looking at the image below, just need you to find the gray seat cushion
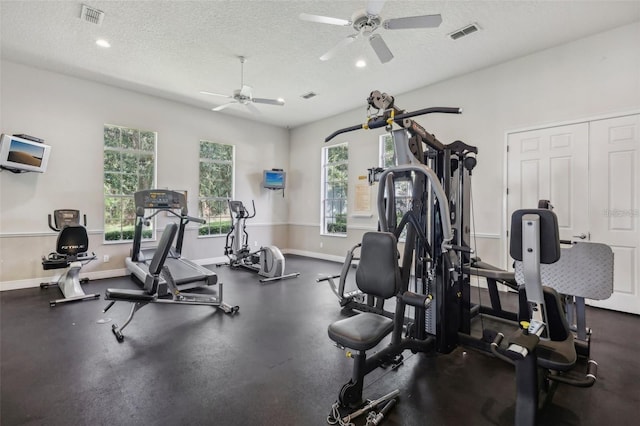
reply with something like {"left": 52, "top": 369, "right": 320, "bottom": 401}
{"left": 328, "top": 313, "right": 394, "bottom": 351}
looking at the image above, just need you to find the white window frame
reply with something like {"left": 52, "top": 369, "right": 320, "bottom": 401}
{"left": 379, "top": 133, "right": 412, "bottom": 241}
{"left": 198, "top": 140, "right": 235, "bottom": 238}
{"left": 103, "top": 124, "right": 156, "bottom": 243}
{"left": 321, "top": 142, "right": 349, "bottom": 236}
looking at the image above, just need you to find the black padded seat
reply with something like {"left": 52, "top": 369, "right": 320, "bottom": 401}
{"left": 327, "top": 232, "right": 400, "bottom": 351}
{"left": 328, "top": 313, "right": 394, "bottom": 351}
{"left": 105, "top": 288, "right": 155, "bottom": 302}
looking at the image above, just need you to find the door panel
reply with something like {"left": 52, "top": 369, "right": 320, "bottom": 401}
{"left": 507, "top": 123, "right": 590, "bottom": 242}
{"left": 589, "top": 114, "right": 640, "bottom": 314}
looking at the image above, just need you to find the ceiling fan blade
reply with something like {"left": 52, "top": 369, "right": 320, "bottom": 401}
{"left": 240, "top": 85, "right": 253, "bottom": 98}
{"left": 299, "top": 13, "right": 351, "bottom": 26}
{"left": 383, "top": 14, "right": 443, "bottom": 30}
{"left": 253, "top": 98, "right": 285, "bottom": 106}
{"left": 212, "top": 101, "right": 237, "bottom": 112}
{"left": 369, "top": 34, "right": 394, "bottom": 63}
{"left": 366, "top": 0, "right": 386, "bottom": 16}
{"left": 200, "top": 91, "right": 232, "bottom": 98}
{"left": 320, "top": 35, "right": 357, "bottom": 61}
{"left": 245, "top": 103, "right": 261, "bottom": 114}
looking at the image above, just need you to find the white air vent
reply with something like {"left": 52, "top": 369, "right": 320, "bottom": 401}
{"left": 301, "top": 92, "right": 317, "bottom": 99}
{"left": 449, "top": 23, "right": 480, "bottom": 40}
{"left": 80, "top": 4, "right": 105, "bottom": 25}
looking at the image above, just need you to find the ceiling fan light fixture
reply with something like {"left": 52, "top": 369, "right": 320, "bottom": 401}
{"left": 96, "top": 39, "right": 111, "bottom": 48}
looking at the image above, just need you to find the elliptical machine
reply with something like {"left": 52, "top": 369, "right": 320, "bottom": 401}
{"left": 41, "top": 210, "right": 99, "bottom": 307}
{"left": 220, "top": 200, "right": 299, "bottom": 283}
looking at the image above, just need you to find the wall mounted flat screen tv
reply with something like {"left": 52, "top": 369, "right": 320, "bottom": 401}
{"left": 263, "top": 170, "right": 286, "bottom": 189}
{"left": 0, "top": 134, "right": 51, "bottom": 173}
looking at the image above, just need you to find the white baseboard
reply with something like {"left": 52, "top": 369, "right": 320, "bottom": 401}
{"left": 283, "top": 249, "right": 345, "bottom": 263}
{"left": 1, "top": 268, "right": 128, "bottom": 292}
{"left": 193, "top": 256, "right": 229, "bottom": 266}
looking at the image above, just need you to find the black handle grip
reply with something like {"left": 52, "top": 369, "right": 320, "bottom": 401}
{"left": 401, "top": 291, "right": 431, "bottom": 308}
{"left": 325, "top": 107, "right": 461, "bottom": 142}
{"left": 316, "top": 274, "right": 340, "bottom": 283}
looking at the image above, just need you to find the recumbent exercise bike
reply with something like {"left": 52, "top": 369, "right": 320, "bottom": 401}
{"left": 41, "top": 209, "right": 99, "bottom": 307}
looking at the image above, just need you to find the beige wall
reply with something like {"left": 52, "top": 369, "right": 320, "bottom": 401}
{"left": 0, "top": 61, "right": 290, "bottom": 288}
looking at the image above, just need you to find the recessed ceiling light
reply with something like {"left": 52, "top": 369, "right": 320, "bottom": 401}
{"left": 355, "top": 60, "right": 366, "bottom": 68}
{"left": 96, "top": 39, "right": 111, "bottom": 48}
{"left": 277, "top": 98, "right": 285, "bottom": 103}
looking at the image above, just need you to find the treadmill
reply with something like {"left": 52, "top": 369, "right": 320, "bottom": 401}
{"left": 125, "top": 189, "right": 217, "bottom": 295}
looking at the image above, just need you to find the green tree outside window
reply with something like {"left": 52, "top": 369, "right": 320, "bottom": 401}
{"left": 103, "top": 125, "right": 156, "bottom": 241}
{"left": 199, "top": 141, "right": 234, "bottom": 236}
{"left": 322, "top": 143, "right": 348, "bottom": 234}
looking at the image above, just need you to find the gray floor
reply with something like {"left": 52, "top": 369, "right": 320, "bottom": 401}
{"left": 1, "top": 255, "right": 639, "bottom": 425}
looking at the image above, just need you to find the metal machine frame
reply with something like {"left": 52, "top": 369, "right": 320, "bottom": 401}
{"left": 40, "top": 209, "right": 99, "bottom": 307}
{"left": 104, "top": 222, "right": 238, "bottom": 342}
{"left": 125, "top": 189, "right": 218, "bottom": 295}
{"left": 219, "top": 200, "right": 299, "bottom": 283}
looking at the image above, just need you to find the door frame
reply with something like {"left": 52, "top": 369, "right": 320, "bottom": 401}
{"left": 502, "top": 108, "right": 640, "bottom": 270}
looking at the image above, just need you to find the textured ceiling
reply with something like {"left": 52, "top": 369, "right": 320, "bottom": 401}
{"left": 1, "top": 1, "right": 639, "bottom": 128}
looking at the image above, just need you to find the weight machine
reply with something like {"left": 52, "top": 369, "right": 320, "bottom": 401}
{"left": 322, "top": 91, "right": 605, "bottom": 425}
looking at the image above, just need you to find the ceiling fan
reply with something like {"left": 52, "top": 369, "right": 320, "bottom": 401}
{"left": 200, "top": 56, "right": 285, "bottom": 112}
{"left": 300, "top": 0, "right": 442, "bottom": 64}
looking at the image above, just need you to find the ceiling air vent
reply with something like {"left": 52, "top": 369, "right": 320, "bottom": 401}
{"left": 301, "top": 92, "right": 317, "bottom": 100}
{"left": 449, "top": 23, "right": 480, "bottom": 40}
{"left": 80, "top": 4, "right": 105, "bottom": 25}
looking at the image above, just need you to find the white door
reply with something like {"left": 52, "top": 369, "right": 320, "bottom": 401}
{"left": 588, "top": 114, "right": 640, "bottom": 314}
{"left": 507, "top": 123, "right": 590, "bottom": 242}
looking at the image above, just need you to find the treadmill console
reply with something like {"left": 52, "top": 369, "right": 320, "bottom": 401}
{"left": 135, "top": 189, "right": 186, "bottom": 210}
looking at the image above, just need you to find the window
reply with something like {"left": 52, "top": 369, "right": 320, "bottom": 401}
{"left": 322, "top": 143, "right": 348, "bottom": 235}
{"left": 379, "top": 134, "right": 412, "bottom": 240}
{"left": 198, "top": 141, "right": 234, "bottom": 236}
{"left": 103, "top": 125, "right": 156, "bottom": 241}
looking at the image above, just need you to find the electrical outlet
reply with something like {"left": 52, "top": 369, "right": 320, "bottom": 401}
{"left": 254, "top": 241, "right": 258, "bottom": 247}
{"left": 103, "top": 254, "right": 110, "bottom": 263}
{"left": 320, "top": 242, "right": 323, "bottom": 248}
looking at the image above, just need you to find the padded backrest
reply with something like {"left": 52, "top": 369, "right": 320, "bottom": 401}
{"left": 510, "top": 209, "right": 561, "bottom": 264}
{"left": 355, "top": 232, "right": 401, "bottom": 299}
{"left": 56, "top": 225, "right": 89, "bottom": 255}
{"left": 148, "top": 223, "right": 178, "bottom": 276}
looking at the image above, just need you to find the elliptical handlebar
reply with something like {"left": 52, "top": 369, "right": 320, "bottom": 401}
{"left": 47, "top": 214, "right": 58, "bottom": 232}
{"left": 229, "top": 199, "right": 256, "bottom": 220}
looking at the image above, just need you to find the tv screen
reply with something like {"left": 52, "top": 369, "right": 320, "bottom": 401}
{"left": 263, "top": 170, "right": 286, "bottom": 189}
{"left": 0, "top": 134, "right": 51, "bottom": 173}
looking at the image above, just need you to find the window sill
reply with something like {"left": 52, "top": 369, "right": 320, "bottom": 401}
{"left": 197, "top": 234, "right": 227, "bottom": 239}
{"left": 320, "top": 232, "right": 348, "bottom": 238}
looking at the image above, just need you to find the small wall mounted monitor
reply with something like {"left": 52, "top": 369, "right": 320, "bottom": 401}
{"left": 263, "top": 170, "right": 286, "bottom": 189}
{"left": 0, "top": 134, "right": 51, "bottom": 173}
